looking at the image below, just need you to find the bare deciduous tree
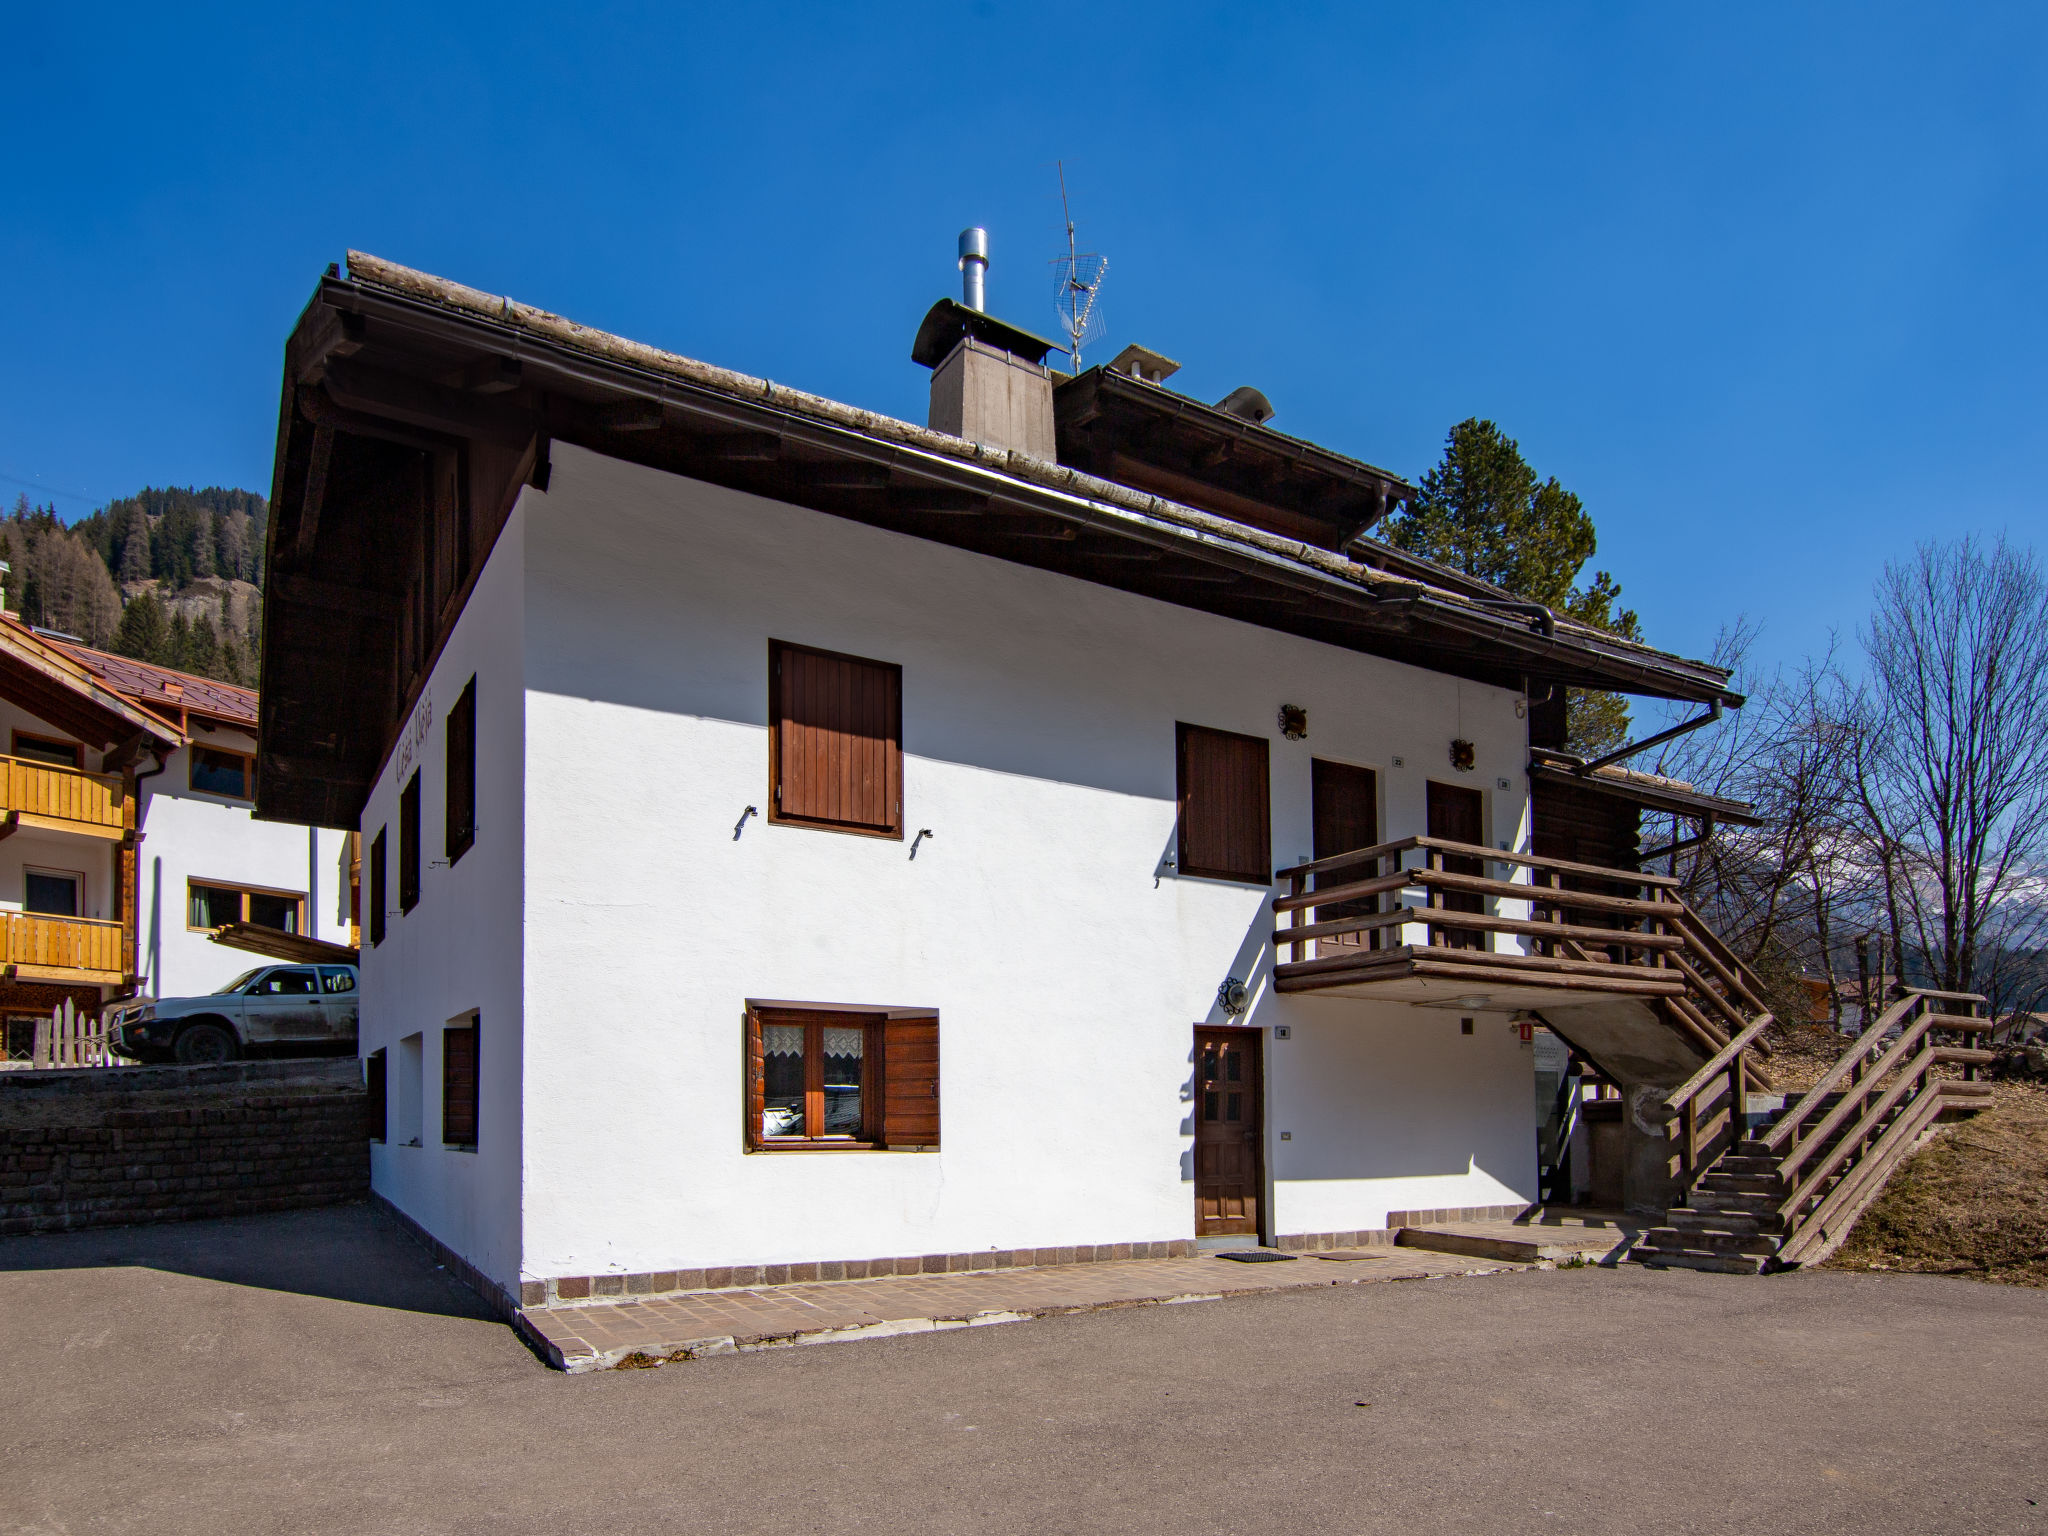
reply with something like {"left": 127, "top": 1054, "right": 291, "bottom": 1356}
{"left": 1854, "top": 537, "right": 2048, "bottom": 996}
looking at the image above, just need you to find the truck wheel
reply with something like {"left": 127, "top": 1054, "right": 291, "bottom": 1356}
{"left": 173, "top": 1022, "right": 239, "bottom": 1064}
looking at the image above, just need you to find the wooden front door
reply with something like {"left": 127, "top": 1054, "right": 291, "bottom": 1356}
{"left": 1311, "top": 759, "right": 1379, "bottom": 957}
{"left": 1194, "top": 1028, "right": 1264, "bottom": 1237}
{"left": 1425, "top": 780, "right": 1486, "bottom": 951}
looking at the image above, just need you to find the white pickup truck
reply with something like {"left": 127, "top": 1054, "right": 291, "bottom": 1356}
{"left": 106, "top": 963, "right": 360, "bottom": 1064}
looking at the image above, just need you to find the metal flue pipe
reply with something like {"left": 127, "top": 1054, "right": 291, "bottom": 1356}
{"left": 958, "top": 227, "right": 988, "bottom": 311}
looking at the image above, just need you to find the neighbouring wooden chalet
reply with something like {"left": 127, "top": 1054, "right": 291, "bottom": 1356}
{"left": 0, "top": 616, "right": 353, "bottom": 1064}
{"left": 256, "top": 250, "right": 1993, "bottom": 1307}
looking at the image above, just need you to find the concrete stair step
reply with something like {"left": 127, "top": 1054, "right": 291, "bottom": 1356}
{"left": 1667, "top": 1208, "right": 1783, "bottom": 1236}
{"left": 1633, "top": 1244, "right": 1771, "bottom": 1276}
{"left": 1644, "top": 1226, "right": 1778, "bottom": 1257}
{"left": 1393, "top": 1226, "right": 1624, "bottom": 1266}
{"left": 1696, "top": 1173, "right": 1783, "bottom": 1195}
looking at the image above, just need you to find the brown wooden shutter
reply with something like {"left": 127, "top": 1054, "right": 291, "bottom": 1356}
{"left": 441, "top": 1022, "right": 478, "bottom": 1147}
{"left": 744, "top": 1008, "right": 766, "bottom": 1151}
{"left": 879, "top": 1016, "right": 939, "bottom": 1148}
{"left": 446, "top": 677, "right": 476, "bottom": 863}
{"left": 771, "top": 641, "right": 903, "bottom": 836}
{"left": 1177, "top": 723, "right": 1271, "bottom": 884}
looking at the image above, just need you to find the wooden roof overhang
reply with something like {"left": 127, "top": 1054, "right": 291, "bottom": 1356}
{"left": 0, "top": 622, "right": 181, "bottom": 760}
{"left": 1528, "top": 754, "right": 1763, "bottom": 828}
{"left": 257, "top": 252, "right": 1744, "bottom": 828}
{"left": 1053, "top": 367, "right": 1413, "bottom": 551}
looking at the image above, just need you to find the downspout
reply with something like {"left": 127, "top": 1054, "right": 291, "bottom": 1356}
{"left": 131, "top": 745, "right": 169, "bottom": 998}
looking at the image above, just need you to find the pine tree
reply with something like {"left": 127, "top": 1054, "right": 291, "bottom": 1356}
{"left": 184, "top": 614, "right": 220, "bottom": 678}
{"left": 165, "top": 611, "right": 191, "bottom": 671}
{"left": 111, "top": 591, "right": 169, "bottom": 664}
{"left": 116, "top": 505, "right": 153, "bottom": 584}
{"left": 1384, "top": 419, "right": 1641, "bottom": 756}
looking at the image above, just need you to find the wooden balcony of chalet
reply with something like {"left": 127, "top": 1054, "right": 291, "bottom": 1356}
{"left": 1273, "top": 835, "right": 1729, "bottom": 1012}
{"left": 0, "top": 911, "right": 126, "bottom": 986}
{"left": 0, "top": 754, "right": 130, "bottom": 842}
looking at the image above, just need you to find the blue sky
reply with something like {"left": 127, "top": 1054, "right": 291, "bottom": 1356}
{"left": 5, "top": 2, "right": 2044, "bottom": 677}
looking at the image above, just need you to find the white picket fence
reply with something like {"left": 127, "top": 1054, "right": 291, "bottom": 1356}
{"left": 30, "top": 998, "right": 126, "bottom": 1069}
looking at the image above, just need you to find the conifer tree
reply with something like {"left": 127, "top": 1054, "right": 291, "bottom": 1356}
{"left": 1384, "top": 419, "right": 1641, "bottom": 755}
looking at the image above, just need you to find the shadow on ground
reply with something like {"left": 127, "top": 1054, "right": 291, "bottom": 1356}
{"left": 0, "top": 1199, "right": 494, "bottom": 1320}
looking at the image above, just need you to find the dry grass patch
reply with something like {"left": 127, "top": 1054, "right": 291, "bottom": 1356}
{"left": 1826, "top": 1081, "right": 2048, "bottom": 1287}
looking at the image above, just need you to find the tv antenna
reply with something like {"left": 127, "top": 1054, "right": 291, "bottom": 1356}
{"left": 1050, "top": 161, "right": 1108, "bottom": 371}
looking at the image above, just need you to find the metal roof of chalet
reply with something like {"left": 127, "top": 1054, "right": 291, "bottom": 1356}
{"left": 58, "top": 643, "right": 259, "bottom": 729}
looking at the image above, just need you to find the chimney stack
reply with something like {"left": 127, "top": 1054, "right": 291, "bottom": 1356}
{"left": 958, "top": 227, "right": 989, "bottom": 311}
{"left": 912, "top": 228, "right": 1063, "bottom": 460}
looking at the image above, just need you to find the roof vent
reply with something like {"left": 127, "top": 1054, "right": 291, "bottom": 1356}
{"left": 1106, "top": 344, "right": 1180, "bottom": 385}
{"left": 1215, "top": 386, "right": 1276, "bottom": 426}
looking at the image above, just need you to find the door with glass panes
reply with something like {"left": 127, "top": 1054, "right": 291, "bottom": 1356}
{"left": 1193, "top": 1027, "right": 1264, "bottom": 1237}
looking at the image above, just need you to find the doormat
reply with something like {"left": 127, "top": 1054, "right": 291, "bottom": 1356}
{"left": 1212, "top": 1249, "right": 1297, "bottom": 1263}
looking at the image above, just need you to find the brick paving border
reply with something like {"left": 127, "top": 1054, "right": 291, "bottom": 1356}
{"left": 516, "top": 1245, "right": 1529, "bottom": 1373}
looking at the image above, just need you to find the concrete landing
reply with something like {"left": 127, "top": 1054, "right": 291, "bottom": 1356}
{"left": 1395, "top": 1211, "right": 1644, "bottom": 1266}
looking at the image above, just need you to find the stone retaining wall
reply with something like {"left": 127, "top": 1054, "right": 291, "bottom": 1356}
{"left": 0, "top": 1059, "right": 367, "bottom": 1236}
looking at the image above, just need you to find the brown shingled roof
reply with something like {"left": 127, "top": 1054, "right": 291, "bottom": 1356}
{"left": 56, "top": 643, "right": 258, "bottom": 729}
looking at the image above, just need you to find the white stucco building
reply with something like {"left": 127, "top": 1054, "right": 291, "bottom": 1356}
{"left": 257, "top": 251, "right": 1754, "bottom": 1313}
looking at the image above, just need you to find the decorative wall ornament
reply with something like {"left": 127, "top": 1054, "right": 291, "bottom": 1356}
{"left": 1449, "top": 738, "right": 1476, "bottom": 772}
{"left": 1216, "top": 976, "right": 1250, "bottom": 1016}
{"left": 1277, "top": 704, "right": 1308, "bottom": 740}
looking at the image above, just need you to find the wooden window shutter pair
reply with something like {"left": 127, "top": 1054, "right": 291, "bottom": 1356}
{"left": 743, "top": 1006, "right": 939, "bottom": 1151}
{"left": 770, "top": 641, "right": 903, "bottom": 837}
{"left": 1177, "top": 723, "right": 1271, "bottom": 885}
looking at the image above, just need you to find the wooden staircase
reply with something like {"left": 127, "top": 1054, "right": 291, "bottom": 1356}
{"left": 1634, "top": 989, "right": 1996, "bottom": 1273}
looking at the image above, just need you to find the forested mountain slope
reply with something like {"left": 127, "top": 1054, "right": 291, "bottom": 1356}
{"left": 5, "top": 486, "right": 266, "bottom": 684}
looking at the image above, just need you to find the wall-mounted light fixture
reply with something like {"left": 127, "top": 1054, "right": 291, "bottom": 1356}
{"left": 1217, "top": 976, "right": 1249, "bottom": 1016}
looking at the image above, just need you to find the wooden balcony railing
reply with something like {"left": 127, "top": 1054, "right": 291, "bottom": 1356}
{"left": 0, "top": 755, "right": 128, "bottom": 838}
{"left": 1274, "top": 834, "right": 1685, "bottom": 972}
{"left": 0, "top": 910, "right": 125, "bottom": 983}
{"left": 1272, "top": 835, "right": 1783, "bottom": 1072}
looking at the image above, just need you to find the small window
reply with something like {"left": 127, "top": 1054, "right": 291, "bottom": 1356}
{"left": 11, "top": 732, "right": 80, "bottom": 769}
{"left": 1176, "top": 723, "right": 1271, "bottom": 885}
{"left": 318, "top": 966, "right": 357, "bottom": 994}
{"left": 442, "top": 1018, "right": 479, "bottom": 1150}
{"left": 24, "top": 869, "right": 81, "bottom": 918}
{"left": 397, "top": 1032, "right": 423, "bottom": 1146}
{"left": 446, "top": 676, "right": 476, "bottom": 865}
{"left": 189, "top": 745, "right": 256, "bottom": 800}
{"left": 399, "top": 772, "right": 421, "bottom": 913}
{"left": 768, "top": 640, "right": 903, "bottom": 838}
{"left": 369, "top": 828, "right": 387, "bottom": 947}
{"left": 186, "top": 881, "right": 304, "bottom": 934}
{"left": 744, "top": 1005, "right": 939, "bottom": 1151}
{"left": 366, "top": 1049, "right": 388, "bottom": 1143}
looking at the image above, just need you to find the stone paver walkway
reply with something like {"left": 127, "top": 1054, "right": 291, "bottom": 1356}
{"left": 518, "top": 1245, "right": 1524, "bottom": 1371}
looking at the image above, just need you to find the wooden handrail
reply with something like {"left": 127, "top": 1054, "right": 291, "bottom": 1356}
{"left": 1664, "top": 1011, "right": 1776, "bottom": 1113}
{"left": 1759, "top": 991, "right": 1925, "bottom": 1152}
{"left": 1271, "top": 868, "right": 1410, "bottom": 914}
{"left": 1274, "top": 905, "right": 1688, "bottom": 952}
{"left": 1892, "top": 985, "right": 1989, "bottom": 1004}
{"left": 1777, "top": 1011, "right": 1941, "bottom": 1176}
{"left": 1276, "top": 835, "right": 1680, "bottom": 889}
{"left": 1411, "top": 867, "right": 1674, "bottom": 919}
{"left": 1779, "top": 1042, "right": 1943, "bottom": 1214}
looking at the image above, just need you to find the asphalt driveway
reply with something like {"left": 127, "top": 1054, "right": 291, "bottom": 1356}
{"left": 2, "top": 1203, "right": 2042, "bottom": 1535}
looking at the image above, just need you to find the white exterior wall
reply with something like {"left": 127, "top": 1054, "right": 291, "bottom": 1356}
{"left": 137, "top": 728, "right": 352, "bottom": 999}
{"left": 493, "top": 445, "right": 1535, "bottom": 1287}
{"left": 357, "top": 510, "right": 526, "bottom": 1295}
